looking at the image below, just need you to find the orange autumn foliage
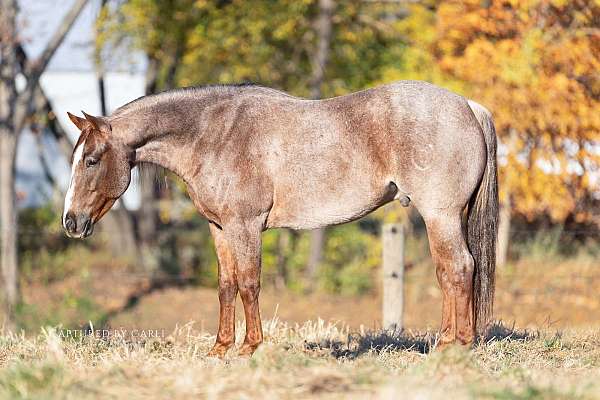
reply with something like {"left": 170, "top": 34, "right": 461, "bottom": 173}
{"left": 434, "top": 0, "right": 600, "bottom": 222}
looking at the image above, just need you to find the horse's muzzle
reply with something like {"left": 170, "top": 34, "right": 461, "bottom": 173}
{"left": 63, "top": 212, "right": 94, "bottom": 239}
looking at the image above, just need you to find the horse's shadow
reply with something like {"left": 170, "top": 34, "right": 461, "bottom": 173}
{"left": 483, "top": 321, "right": 537, "bottom": 342}
{"left": 304, "top": 329, "right": 433, "bottom": 359}
{"left": 304, "top": 321, "right": 537, "bottom": 359}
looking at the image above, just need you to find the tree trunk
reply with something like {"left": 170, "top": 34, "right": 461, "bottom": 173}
{"left": 305, "top": 0, "right": 335, "bottom": 290}
{"left": 309, "top": 0, "right": 334, "bottom": 99}
{"left": 135, "top": 56, "right": 162, "bottom": 272}
{"left": 99, "top": 205, "right": 139, "bottom": 260}
{"left": 94, "top": 13, "right": 140, "bottom": 264}
{"left": 0, "top": 0, "right": 88, "bottom": 327}
{"left": 0, "top": 130, "right": 19, "bottom": 325}
{"left": 138, "top": 170, "right": 159, "bottom": 272}
{"left": 145, "top": 56, "right": 160, "bottom": 95}
{"left": 497, "top": 199, "right": 511, "bottom": 267}
{"left": 275, "top": 229, "right": 291, "bottom": 290}
{"left": 0, "top": 0, "right": 20, "bottom": 328}
{"left": 306, "top": 228, "right": 325, "bottom": 288}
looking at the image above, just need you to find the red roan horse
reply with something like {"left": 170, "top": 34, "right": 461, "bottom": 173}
{"left": 63, "top": 81, "right": 498, "bottom": 357}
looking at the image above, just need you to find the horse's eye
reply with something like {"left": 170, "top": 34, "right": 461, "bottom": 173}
{"left": 85, "top": 158, "right": 98, "bottom": 168}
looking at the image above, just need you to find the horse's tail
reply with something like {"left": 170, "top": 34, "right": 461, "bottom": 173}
{"left": 466, "top": 100, "right": 499, "bottom": 336}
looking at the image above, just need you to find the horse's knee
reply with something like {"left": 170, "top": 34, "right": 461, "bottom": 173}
{"left": 219, "top": 280, "right": 238, "bottom": 303}
{"left": 238, "top": 280, "right": 260, "bottom": 303}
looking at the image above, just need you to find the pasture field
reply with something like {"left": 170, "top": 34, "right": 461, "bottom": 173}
{"left": 18, "top": 247, "right": 600, "bottom": 334}
{"left": 0, "top": 321, "right": 599, "bottom": 399}
{"left": 3, "top": 252, "right": 600, "bottom": 399}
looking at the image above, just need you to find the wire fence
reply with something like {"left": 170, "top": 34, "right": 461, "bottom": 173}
{"left": 6, "top": 226, "right": 600, "bottom": 236}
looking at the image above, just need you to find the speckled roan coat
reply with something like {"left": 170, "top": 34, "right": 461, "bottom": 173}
{"left": 63, "top": 81, "right": 498, "bottom": 357}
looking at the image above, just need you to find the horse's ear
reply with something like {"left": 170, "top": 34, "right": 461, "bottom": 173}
{"left": 82, "top": 111, "right": 111, "bottom": 133}
{"left": 67, "top": 112, "right": 89, "bottom": 131}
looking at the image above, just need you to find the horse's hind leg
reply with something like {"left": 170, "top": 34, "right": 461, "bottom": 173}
{"left": 422, "top": 209, "right": 475, "bottom": 347}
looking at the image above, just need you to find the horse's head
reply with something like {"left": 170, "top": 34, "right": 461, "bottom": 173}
{"left": 62, "top": 112, "right": 132, "bottom": 238}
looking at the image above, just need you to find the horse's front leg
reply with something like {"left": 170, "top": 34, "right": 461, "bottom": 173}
{"left": 207, "top": 223, "right": 238, "bottom": 358}
{"left": 208, "top": 220, "right": 264, "bottom": 358}
{"left": 234, "top": 223, "right": 263, "bottom": 357}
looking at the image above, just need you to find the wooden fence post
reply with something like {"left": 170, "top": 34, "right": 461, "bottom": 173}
{"left": 382, "top": 223, "right": 405, "bottom": 331}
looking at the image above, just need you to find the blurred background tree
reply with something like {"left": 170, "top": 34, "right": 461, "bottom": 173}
{"left": 432, "top": 0, "right": 600, "bottom": 261}
{"left": 93, "top": 0, "right": 599, "bottom": 287}
{"left": 0, "top": 0, "right": 89, "bottom": 327}
{"left": 3, "top": 0, "right": 599, "bottom": 330}
{"left": 95, "top": 0, "right": 423, "bottom": 292}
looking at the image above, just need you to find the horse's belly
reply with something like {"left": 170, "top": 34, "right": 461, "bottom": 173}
{"left": 266, "top": 180, "right": 397, "bottom": 230}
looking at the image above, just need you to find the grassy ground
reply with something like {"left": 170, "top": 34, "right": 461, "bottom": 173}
{"left": 0, "top": 320, "right": 599, "bottom": 399}
{"left": 8, "top": 244, "right": 600, "bottom": 398}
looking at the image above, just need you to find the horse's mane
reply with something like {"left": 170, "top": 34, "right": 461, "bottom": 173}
{"left": 113, "top": 82, "right": 297, "bottom": 190}
{"left": 110, "top": 82, "right": 295, "bottom": 118}
{"left": 133, "top": 161, "right": 169, "bottom": 193}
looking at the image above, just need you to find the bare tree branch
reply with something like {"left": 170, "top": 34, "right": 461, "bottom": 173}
{"left": 33, "top": 128, "right": 59, "bottom": 189}
{"left": 32, "top": 83, "right": 75, "bottom": 160}
{"left": 16, "top": 43, "right": 75, "bottom": 160}
{"left": 23, "top": 0, "right": 89, "bottom": 99}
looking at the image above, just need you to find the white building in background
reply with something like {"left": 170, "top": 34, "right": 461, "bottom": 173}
{"left": 16, "top": 0, "right": 146, "bottom": 209}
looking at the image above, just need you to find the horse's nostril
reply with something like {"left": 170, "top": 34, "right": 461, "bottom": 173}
{"left": 82, "top": 219, "right": 91, "bottom": 234}
{"left": 64, "top": 214, "right": 76, "bottom": 233}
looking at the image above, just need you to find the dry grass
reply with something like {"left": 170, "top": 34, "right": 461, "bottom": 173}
{"left": 0, "top": 319, "right": 599, "bottom": 399}
{"left": 11, "top": 249, "right": 600, "bottom": 398}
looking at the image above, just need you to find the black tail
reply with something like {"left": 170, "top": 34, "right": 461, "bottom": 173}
{"left": 467, "top": 100, "right": 499, "bottom": 335}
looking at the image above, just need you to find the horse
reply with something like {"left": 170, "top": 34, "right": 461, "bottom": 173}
{"left": 62, "top": 81, "right": 498, "bottom": 357}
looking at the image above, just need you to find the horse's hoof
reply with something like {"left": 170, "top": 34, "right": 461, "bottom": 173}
{"left": 206, "top": 343, "right": 232, "bottom": 359}
{"left": 237, "top": 343, "right": 260, "bottom": 357}
{"left": 434, "top": 341, "right": 453, "bottom": 351}
{"left": 435, "top": 339, "right": 473, "bottom": 352}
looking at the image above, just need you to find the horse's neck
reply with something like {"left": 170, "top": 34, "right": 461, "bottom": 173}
{"left": 111, "top": 102, "right": 199, "bottom": 179}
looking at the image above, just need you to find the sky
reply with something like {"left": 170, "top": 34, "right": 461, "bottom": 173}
{"left": 16, "top": 0, "right": 146, "bottom": 209}
{"left": 19, "top": 0, "right": 144, "bottom": 72}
